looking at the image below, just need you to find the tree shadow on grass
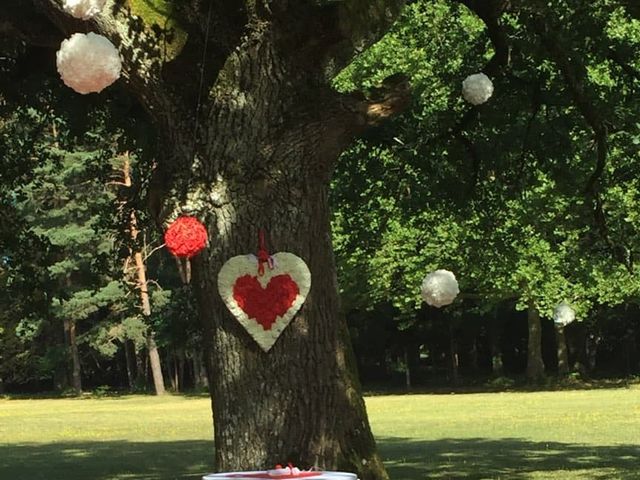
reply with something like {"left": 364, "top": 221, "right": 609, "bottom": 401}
{"left": 2, "top": 438, "right": 639, "bottom": 480}
{"left": 378, "top": 437, "right": 640, "bottom": 479}
{"left": 0, "top": 440, "right": 214, "bottom": 480}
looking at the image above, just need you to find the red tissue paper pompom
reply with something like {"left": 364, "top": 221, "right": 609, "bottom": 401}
{"left": 164, "top": 216, "right": 208, "bottom": 258}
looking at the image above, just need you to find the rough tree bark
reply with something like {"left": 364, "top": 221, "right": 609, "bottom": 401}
{"left": 16, "top": 1, "right": 409, "bottom": 478}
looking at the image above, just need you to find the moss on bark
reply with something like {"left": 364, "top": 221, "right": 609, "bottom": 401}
{"left": 126, "top": 0, "right": 187, "bottom": 60}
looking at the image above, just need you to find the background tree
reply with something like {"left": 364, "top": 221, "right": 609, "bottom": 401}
{"left": 0, "top": 61, "right": 177, "bottom": 395}
{"left": 331, "top": 0, "right": 640, "bottom": 384}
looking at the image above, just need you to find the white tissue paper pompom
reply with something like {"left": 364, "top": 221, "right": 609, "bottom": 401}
{"left": 553, "top": 301, "right": 576, "bottom": 326}
{"left": 462, "top": 73, "right": 494, "bottom": 105}
{"left": 56, "top": 33, "right": 122, "bottom": 94}
{"left": 62, "top": 0, "right": 107, "bottom": 20}
{"left": 421, "top": 269, "right": 460, "bottom": 308}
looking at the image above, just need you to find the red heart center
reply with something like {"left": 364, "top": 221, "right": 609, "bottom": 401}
{"left": 233, "top": 274, "right": 300, "bottom": 330}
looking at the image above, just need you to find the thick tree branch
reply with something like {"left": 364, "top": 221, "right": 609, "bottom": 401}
{"left": 533, "top": 16, "right": 633, "bottom": 272}
{"left": 360, "top": 74, "right": 412, "bottom": 126}
{"left": 317, "top": 0, "right": 407, "bottom": 78}
{"left": 0, "top": 1, "right": 63, "bottom": 48}
{"left": 27, "top": 1, "right": 204, "bottom": 120}
{"left": 532, "top": 19, "right": 607, "bottom": 193}
{"left": 282, "top": 74, "right": 412, "bottom": 173}
{"left": 437, "top": 0, "right": 511, "bottom": 146}
{"left": 198, "top": 0, "right": 408, "bottom": 82}
{"left": 457, "top": 0, "right": 511, "bottom": 76}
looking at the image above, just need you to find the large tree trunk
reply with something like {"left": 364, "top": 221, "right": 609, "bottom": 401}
{"left": 182, "top": 55, "right": 405, "bottom": 474}
{"left": 526, "top": 302, "right": 545, "bottom": 381}
{"left": 29, "top": 2, "right": 407, "bottom": 478}
{"left": 158, "top": 12, "right": 406, "bottom": 477}
{"left": 192, "top": 172, "right": 386, "bottom": 477}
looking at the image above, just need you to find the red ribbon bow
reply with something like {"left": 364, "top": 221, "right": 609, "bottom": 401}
{"left": 257, "top": 229, "right": 274, "bottom": 276}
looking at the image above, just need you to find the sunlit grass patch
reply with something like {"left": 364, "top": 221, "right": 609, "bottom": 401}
{"left": 1, "top": 388, "right": 639, "bottom": 479}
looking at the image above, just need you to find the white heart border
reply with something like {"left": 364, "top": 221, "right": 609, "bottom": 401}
{"left": 217, "top": 252, "right": 311, "bottom": 352}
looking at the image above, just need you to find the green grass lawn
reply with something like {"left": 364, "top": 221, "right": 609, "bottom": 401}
{"left": 1, "top": 388, "right": 639, "bottom": 479}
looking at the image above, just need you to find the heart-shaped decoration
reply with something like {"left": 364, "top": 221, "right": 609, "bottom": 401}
{"left": 218, "top": 252, "right": 311, "bottom": 351}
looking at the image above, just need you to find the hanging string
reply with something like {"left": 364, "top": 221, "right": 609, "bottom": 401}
{"left": 175, "top": 0, "right": 214, "bottom": 286}
{"left": 257, "top": 228, "right": 274, "bottom": 276}
{"left": 184, "top": 0, "right": 215, "bottom": 197}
